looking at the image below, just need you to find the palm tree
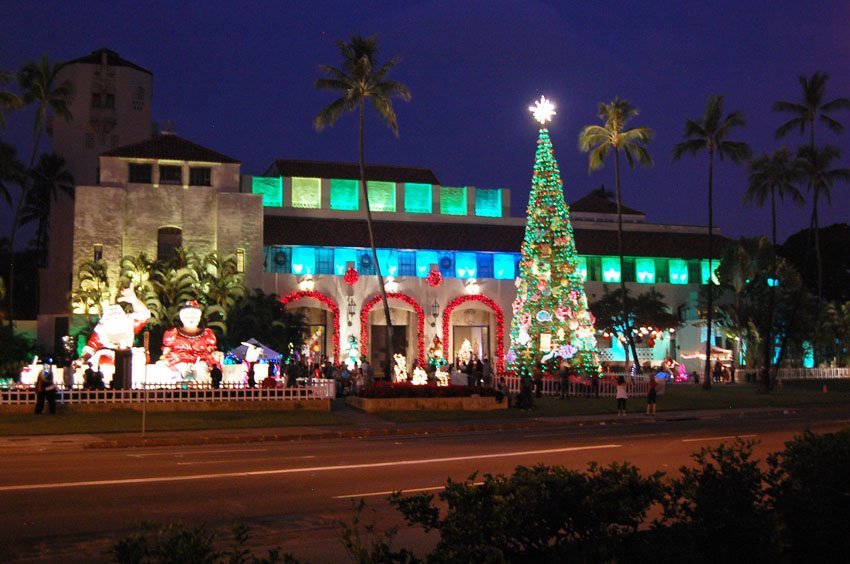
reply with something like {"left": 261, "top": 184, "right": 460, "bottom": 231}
{"left": 314, "top": 34, "right": 411, "bottom": 368}
{"left": 20, "top": 152, "right": 74, "bottom": 265}
{"left": 673, "top": 95, "right": 751, "bottom": 389}
{"left": 774, "top": 71, "right": 850, "bottom": 302}
{"left": 7, "top": 54, "right": 73, "bottom": 321}
{"left": 796, "top": 145, "right": 850, "bottom": 300}
{"left": 0, "top": 141, "right": 24, "bottom": 208}
{"left": 578, "top": 98, "right": 653, "bottom": 370}
{"left": 0, "top": 69, "right": 22, "bottom": 130}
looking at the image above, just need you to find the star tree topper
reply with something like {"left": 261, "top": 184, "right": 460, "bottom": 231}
{"left": 529, "top": 96, "right": 556, "bottom": 125}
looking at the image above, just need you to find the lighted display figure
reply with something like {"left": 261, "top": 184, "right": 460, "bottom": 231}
{"left": 159, "top": 300, "right": 222, "bottom": 380}
{"left": 78, "top": 283, "right": 151, "bottom": 371}
{"left": 346, "top": 335, "right": 360, "bottom": 370}
{"left": 393, "top": 353, "right": 408, "bottom": 383}
{"left": 507, "top": 98, "right": 601, "bottom": 378}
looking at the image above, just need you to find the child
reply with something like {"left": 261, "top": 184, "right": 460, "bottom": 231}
{"left": 616, "top": 375, "right": 628, "bottom": 416}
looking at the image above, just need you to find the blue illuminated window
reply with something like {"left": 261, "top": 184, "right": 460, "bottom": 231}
{"left": 455, "top": 252, "right": 477, "bottom": 278}
{"left": 477, "top": 253, "right": 493, "bottom": 278}
{"left": 291, "top": 247, "right": 316, "bottom": 275}
{"left": 358, "top": 250, "right": 375, "bottom": 275}
{"left": 376, "top": 249, "right": 399, "bottom": 276}
{"left": 399, "top": 251, "right": 416, "bottom": 276}
{"left": 416, "top": 250, "right": 439, "bottom": 277}
{"left": 493, "top": 253, "right": 516, "bottom": 279}
{"left": 266, "top": 247, "right": 290, "bottom": 274}
{"left": 333, "top": 248, "right": 357, "bottom": 275}
{"left": 438, "top": 253, "right": 454, "bottom": 277}
{"left": 316, "top": 248, "right": 334, "bottom": 274}
{"left": 475, "top": 188, "right": 502, "bottom": 217}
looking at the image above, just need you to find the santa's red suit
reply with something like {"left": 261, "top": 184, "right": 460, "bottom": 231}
{"left": 161, "top": 327, "right": 219, "bottom": 369}
{"left": 82, "top": 314, "right": 149, "bottom": 367}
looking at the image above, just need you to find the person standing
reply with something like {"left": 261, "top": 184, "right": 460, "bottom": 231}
{"left": 646, "top": 373, "right": 657, "bottom": 415}
{"left": 35, "top": 363, "right": 57, "bottom": 415}
{"left": 616, "top": 375, "right": 628, "bottom": 416}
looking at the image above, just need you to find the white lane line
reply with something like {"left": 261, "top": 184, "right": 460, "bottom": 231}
{"left": 176, "top": 455, "right": 317, "bottom": 466}
{"left": 682, "top": 434, "right": 757, "bottom": 443}
{"left": 127, "top": 448, "right": 270, "bottom": 458}
{"left": 336, "top": 481, "right": 485, "bottom": 499}
{"left": 0, "top": 444, "right": 621, "bottom": 493}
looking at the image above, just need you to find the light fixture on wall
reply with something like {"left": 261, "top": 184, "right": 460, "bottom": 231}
{"left": 347, "top": 296, "right": 357, "bottom": 327}
{"left": 430, "top": 300, "right": 440, "bottom": 327}
{"left": 464, "top": 278, "right": 480, "bottom": 295}
{"left": 385, "top": 276, "right": 399, "bottom": 293}
{"left": 298, "top": 275, "right": 315, "bottom": 292}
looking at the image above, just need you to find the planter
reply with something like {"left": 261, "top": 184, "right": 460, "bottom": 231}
{"left": 346, "top": 395, "right": 507, "bottom": 412}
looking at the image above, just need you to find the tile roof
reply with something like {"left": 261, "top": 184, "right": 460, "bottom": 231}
{"left": 265, "top": 159, "right": 440, "bottom": 184}
{"left": 101, "top": 133, "right": 240, "bottom": 164}
{"left": 62, "top": 48, "right": 152, "bottom": 75}
{"left": 568, "top": 193, "right": 644, "bottom": 216}
{"left": 263, "top": 216, "right": 728, "bottom": 259}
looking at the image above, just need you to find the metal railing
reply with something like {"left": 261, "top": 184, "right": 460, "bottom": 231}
{"left": 502, "top": 373, "right": 666, "bottom": 397}
{"left": 0, "top": 380, "right": 335, "bottom": 405}
{"left": 739, "top": 368, "right": 850, "bottom": 381}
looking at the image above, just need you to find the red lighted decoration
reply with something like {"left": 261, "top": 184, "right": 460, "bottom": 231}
{"left": 426, "top": 270, "right": 443, "bottom": 287}
{"left": 442, "top": 294, "right": 505, "bottom": 374}
{"left": 343, "top": 267, "right": 359, "bottom": 286}
{"left": 360, "top": 293, "right": 425, "bottom": 366}
{"left": 279, "top": 290, "right": 340, "bottom": 362}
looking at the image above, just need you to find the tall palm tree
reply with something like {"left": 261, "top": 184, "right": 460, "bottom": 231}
{"left": 314, "top": 34, "right": 411, "bottom": 369}
{"left": 579, "top": 98, "right": 653, "bottom": 370}
{"left": 774, "top": 71, "right": 850, "bottom": 302}
{"left": 745, "top": 149, "right": 804, "bottom": 376}
{"left": 20, "top": 152, "right": 74, "bottom": 265}
{"left": 7, "top": 54, "right": 72, "bottom": 321}
{"left": 0, "top": 69, "right": 22, "bottom": 130}
{"left": 0, "top": 141, "right": 24, "bottom": 208}
{"left": 673, "top": 94, "right": 751, "bottom": 390}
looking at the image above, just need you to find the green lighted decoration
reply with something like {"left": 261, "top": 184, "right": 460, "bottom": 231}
{"left": 475, "top": 188, "right": 502, "bottom": 217}
{"left": 601, "top": 256, "right": 621, "bottom": 283}
{"left": 701, "top": 259, "right": 718, "bottom": 285}
{"left": 291, "top": 177, "right": 322, "bottom": 209}
{"left": 367, "top": 181, "right": 396, "bottom": 212}
{"left": 330, "top": 178, "right": 359, "bottom": 210}
{"left": 252, "top": 176, "right": 283, "bottom": 207}
{"left": 440, "top": 186, "right": 467, "bottom": 215}
{"left": 668, "top": 259, "right": 689, "bottom": 284}
{"left": 577, "top": 256, "right": 588, "bottom": 281}
{"left": 404, "top": 183, "right": 433, "bottom": 214}
{"left": 508, "top": 108, "right": 600, "bottom": 379}
{"left": 635, "top": 257, "right": 656, "bottom": 283}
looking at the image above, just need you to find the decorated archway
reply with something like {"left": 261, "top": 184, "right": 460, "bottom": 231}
{"left": 280, "top": 290, "right": 340, "bottom": 362}
{"left": 442, "top": 295, "right": 505, "bottom": 373}
{"left": 360, "top": 293, "right": 425, "bottom": 366}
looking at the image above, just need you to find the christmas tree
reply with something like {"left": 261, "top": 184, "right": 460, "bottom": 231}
{"left": 507, "top": 97, "right": 600, "bottom": 378}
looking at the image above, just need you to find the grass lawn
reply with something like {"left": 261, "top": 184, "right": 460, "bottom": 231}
{"left": 0, "top": 409, "right": 348, "bottom": 436}
{"left": 376, "top": 382, "right": 850, "bottom": 423}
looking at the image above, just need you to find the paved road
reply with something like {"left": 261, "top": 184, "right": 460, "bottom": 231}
{"left": 1, "top": 406, "right": 848, "bottom": 563}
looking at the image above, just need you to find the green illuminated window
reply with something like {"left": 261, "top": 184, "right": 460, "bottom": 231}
{"left": 367, "top": 181, "right": 396, "bottom": 212}
{"left": 475, "top": 188, "right": 502, "bottom": 217}
{"left": 440, "top": 186, "right": 467, "bottom": 215}
{"left": 669, "top": 259, "right": 688, "bottom": 284}
{"left": 291, "top": 177, "right": 321, "bottom": 209}
{"left": 701, "top": 259, "right": 719, "bottom": 285}
{"left": 330, "top": 178, "right": 359, "bottom": 210}
{"left": 635, "top": 257, "right": 656, "bottom": 284}
{"left": 252, "top": 176, "right": 283, "bottom": 207}
{"left": 404, "top": 183, "right": 432, "bottom": 214}
{"left": 577, "top": 256, "right": 588, "bottom": 282}
{"left": 601, "top": 257, "right": 621, "bottom": 283}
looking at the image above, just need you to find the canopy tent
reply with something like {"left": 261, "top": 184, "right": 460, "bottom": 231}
{"left": 680, "top": 343, "right": 733, "bottom": 362}
{"left": 227, "top": 338, "right": 282, "bottom": 362}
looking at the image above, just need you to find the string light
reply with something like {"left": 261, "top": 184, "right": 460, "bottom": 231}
{"left": 443, "top": 294, "right": 505, "bottom": 374}
{"left": 280, "top": 290, "right": 340, "bottom": 362}
{"left": 360, "top": 293, "right": 425, "bottom": 367}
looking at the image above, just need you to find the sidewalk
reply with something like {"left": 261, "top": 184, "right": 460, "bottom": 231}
{"left": 0, "top": 401, "right": 814, "bottom": 452}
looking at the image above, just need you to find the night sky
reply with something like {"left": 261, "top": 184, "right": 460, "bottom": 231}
{"left": 3, "top": 0, "right": 849, "bottom": 247}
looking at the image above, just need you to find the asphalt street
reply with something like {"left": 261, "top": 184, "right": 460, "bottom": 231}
{"left": 1, "top": 406, "right": 848, "bottom": 563}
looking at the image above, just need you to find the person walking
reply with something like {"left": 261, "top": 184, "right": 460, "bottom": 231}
{"left": 646, "top": 373, "right": 657, "bottom": 415}
{"left": 35, "top": 363, "right": 57, "bottom": 415}
{"left": 615, "top": 375, "right": 628, "bottom": 416}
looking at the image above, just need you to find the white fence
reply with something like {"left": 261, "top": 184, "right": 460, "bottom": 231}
{"left": 0, "top": 380, "right": 336, "bottom": 406}
{"left": 739, "top": 368, "right": 850, "bottom": 381}
{"left": 503, "top": 373, "right": 666, "bottom": 398}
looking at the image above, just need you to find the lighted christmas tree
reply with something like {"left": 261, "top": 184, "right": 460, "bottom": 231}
{"left": 507, "top": 97, "right": 600, "bottom": 378}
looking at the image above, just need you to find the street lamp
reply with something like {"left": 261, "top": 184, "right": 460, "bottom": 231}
{"left": 347, "top": 297, "right": 357, "bottom": 327}
{"left": 430, "top": 300, "right": 440, "bottom": 327}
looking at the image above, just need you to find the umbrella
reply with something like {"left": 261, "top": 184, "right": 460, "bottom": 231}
{"left": 228, "top": 338, "right": 281, "bottom": 361}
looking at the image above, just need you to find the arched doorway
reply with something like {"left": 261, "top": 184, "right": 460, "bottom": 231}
{"left": 280, "top": 291, "right": 340, "bottom": 363}
{"left": 442, "top": 295, "right": 505, "bottom": 373}
{"left": 360, "top": 293, "right": 425, "bottom": 370}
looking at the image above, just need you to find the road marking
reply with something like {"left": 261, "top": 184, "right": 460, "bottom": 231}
{"left": 682, "top": 434, "right": 757, "bottom": 443}
{"left": 336, "top": 481, "right": 485, "bottom": 499}
{"left": 176, "top": 455, "right": 317, "bottom": 466}
{"left": 127, "top": 448, "right": 270, "bottom": 458}
{"left": 0, "top": 444, "right": 621, "bottom": 492}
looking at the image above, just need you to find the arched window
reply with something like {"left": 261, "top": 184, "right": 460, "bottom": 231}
{"left": 157, "top": 227, "right": 182, "bottom": 261}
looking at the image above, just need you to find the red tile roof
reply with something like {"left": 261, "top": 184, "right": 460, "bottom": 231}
{"left": 102, "top": 133, "right": 240, "bottom": 164}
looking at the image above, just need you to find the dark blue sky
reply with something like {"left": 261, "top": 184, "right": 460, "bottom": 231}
{"left": 3, "top": 0, "right": 849, "bottom": 246}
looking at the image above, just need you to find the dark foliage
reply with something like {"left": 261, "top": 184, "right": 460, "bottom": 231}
{"left": 780, "top": 223, "right": 850, "bottom": 303}
{"left": 360, "top": 381, "right": 496, "bottom": 399}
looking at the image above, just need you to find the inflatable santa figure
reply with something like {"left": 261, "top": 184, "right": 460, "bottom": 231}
{"left": 159, "top": 300, "right": 222, "bottom": 380}
{"left": 78, "top": 283, "right": 151, "bottom": 371}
